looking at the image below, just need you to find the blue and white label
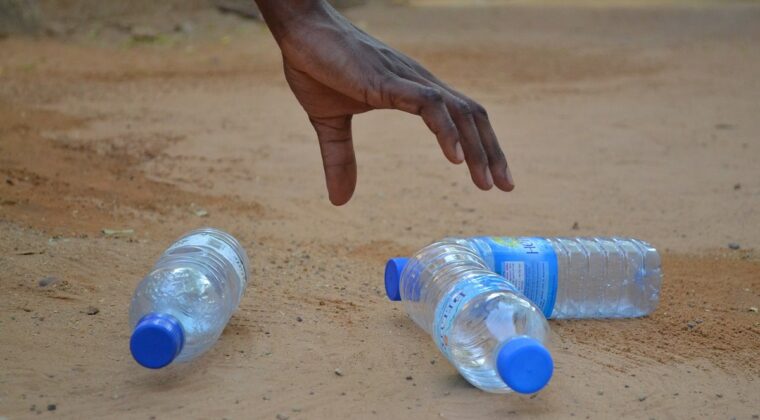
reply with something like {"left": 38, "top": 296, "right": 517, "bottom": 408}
{"left": 475, "top": 237, "right": 558, "bottom": 318}
{"left": 433, "top": 277, "right": 517, "bottom": 360}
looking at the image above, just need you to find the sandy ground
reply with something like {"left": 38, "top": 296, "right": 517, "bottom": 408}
{"left": 1, "top": 1, "right": 760, "bottom": 419}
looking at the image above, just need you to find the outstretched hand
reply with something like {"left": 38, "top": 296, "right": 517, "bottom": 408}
{"left": 256, "top": 0, "right": 514, "bottom": 205}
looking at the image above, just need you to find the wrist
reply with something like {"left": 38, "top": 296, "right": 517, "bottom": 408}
{"left": 255, "top": 0, "right": 328, "bottom": 39}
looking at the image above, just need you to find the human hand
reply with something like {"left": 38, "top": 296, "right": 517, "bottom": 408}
{"left": 256, "top": 0, "right": 514, "bottom": 205}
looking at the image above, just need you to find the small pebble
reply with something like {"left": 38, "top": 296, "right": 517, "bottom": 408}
{"left": 47, "top": 404, "right": 56, "bottom": 411}
{"left": 296, "top": 316, "right": 303, "bottom": 322}
{"left": 276, "top": 414, "right": 289, "bottom": 420}
{"left": 716, "top": 393, "right": 723, "bottom": 398}
{"left": 38, "top": 277, "right": 58, "bottom": 287}
{"left": 334, "top": 368, "right": 343, "bottom": 377}
{"left": 406, "top": 376, "right": 413, "bottom": 381}
{"left": 734, "top": 183, "right": 741, "bottom": 190}
{"left": 728, "top": 243, "right": 740, "bottom": 250}
{"left": 175, "top": 21, "right": 194, "bottom": 34}
{"left": 687, "top": 321, "right": 697, "bottom": 329}
{"left": 638, "top": 396, "right": 647, "bottom": 402}
{"left": 572, "top": 222, "right": 580, "bottom": 230}
{"left": 749, "top": 307, "right": 758, "bottom": 313}
{"left": 85, "top": 306, "right": 100, "bottom": 315}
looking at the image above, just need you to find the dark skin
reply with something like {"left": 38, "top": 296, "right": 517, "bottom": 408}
{"left": 255, "top": 0, "right": 514, "bottom": 205}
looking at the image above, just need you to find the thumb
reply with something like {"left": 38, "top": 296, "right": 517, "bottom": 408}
{"left": 310, "top": 115, "right": 357, "bottom": 206}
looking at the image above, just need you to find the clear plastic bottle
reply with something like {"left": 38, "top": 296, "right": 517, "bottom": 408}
{"left": 384, "top": 240, "right": 553, "bottom": 394}
{"left": 454, "top": 237, "right": 662, "bottom": 319}
{"left": 129, "top": 228, "right": 250, "bottom": 369}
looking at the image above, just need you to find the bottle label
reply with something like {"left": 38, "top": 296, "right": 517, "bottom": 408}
{"left": 433, "top": 277, "right": 517, "bottom": 360}
{"left": 167, "top": 232, "right": 247, "bottom": 284}
{"left": 476, "top": 237, "right": 558, "bottom": 318}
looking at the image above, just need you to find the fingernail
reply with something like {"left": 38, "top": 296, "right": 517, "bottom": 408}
{"left": 505, "top": 166, "right": 514, "bottom": 187}
{"left": 485, "top": 170, "right": 494, "bottom": 189}
{"left": 454, "top": 142, "right": 464, "bottom": 163}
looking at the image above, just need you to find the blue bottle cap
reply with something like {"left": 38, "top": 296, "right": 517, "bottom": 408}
{"left": 384, "top": 257, "right": 409, "bottom": 302}
{"left": 496, "top": 337, "right": 553, "bottom": 394}
{"left": 130, "top": 313, "right": 185, "bottom": 369}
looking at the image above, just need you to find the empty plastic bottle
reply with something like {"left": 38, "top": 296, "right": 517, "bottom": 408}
{"left": 385, "top": 240, "right": 554, "bottom": 394}
{"left": 129, "top": 228, "right": 250, "bottom": 369}
{"left": 450, "top": 237, "right": 662, "bottom": 319}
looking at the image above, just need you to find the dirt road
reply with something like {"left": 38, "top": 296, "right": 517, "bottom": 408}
{"left": 1, "top": 1, "right": 759, "bottom": 418}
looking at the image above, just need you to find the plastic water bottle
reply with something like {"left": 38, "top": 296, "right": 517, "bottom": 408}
{"left": 384, "top": 241, "right": 554, "bottom": 394}
{"left": 452, "top": 237, "right": 662, "bottom": 319}
{"left": 129, "top": 228, "right": 250, "bottom": 369}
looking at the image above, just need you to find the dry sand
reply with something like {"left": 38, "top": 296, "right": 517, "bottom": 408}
{"left": 1, "top": 1, "right": 759, "bottom": 418}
